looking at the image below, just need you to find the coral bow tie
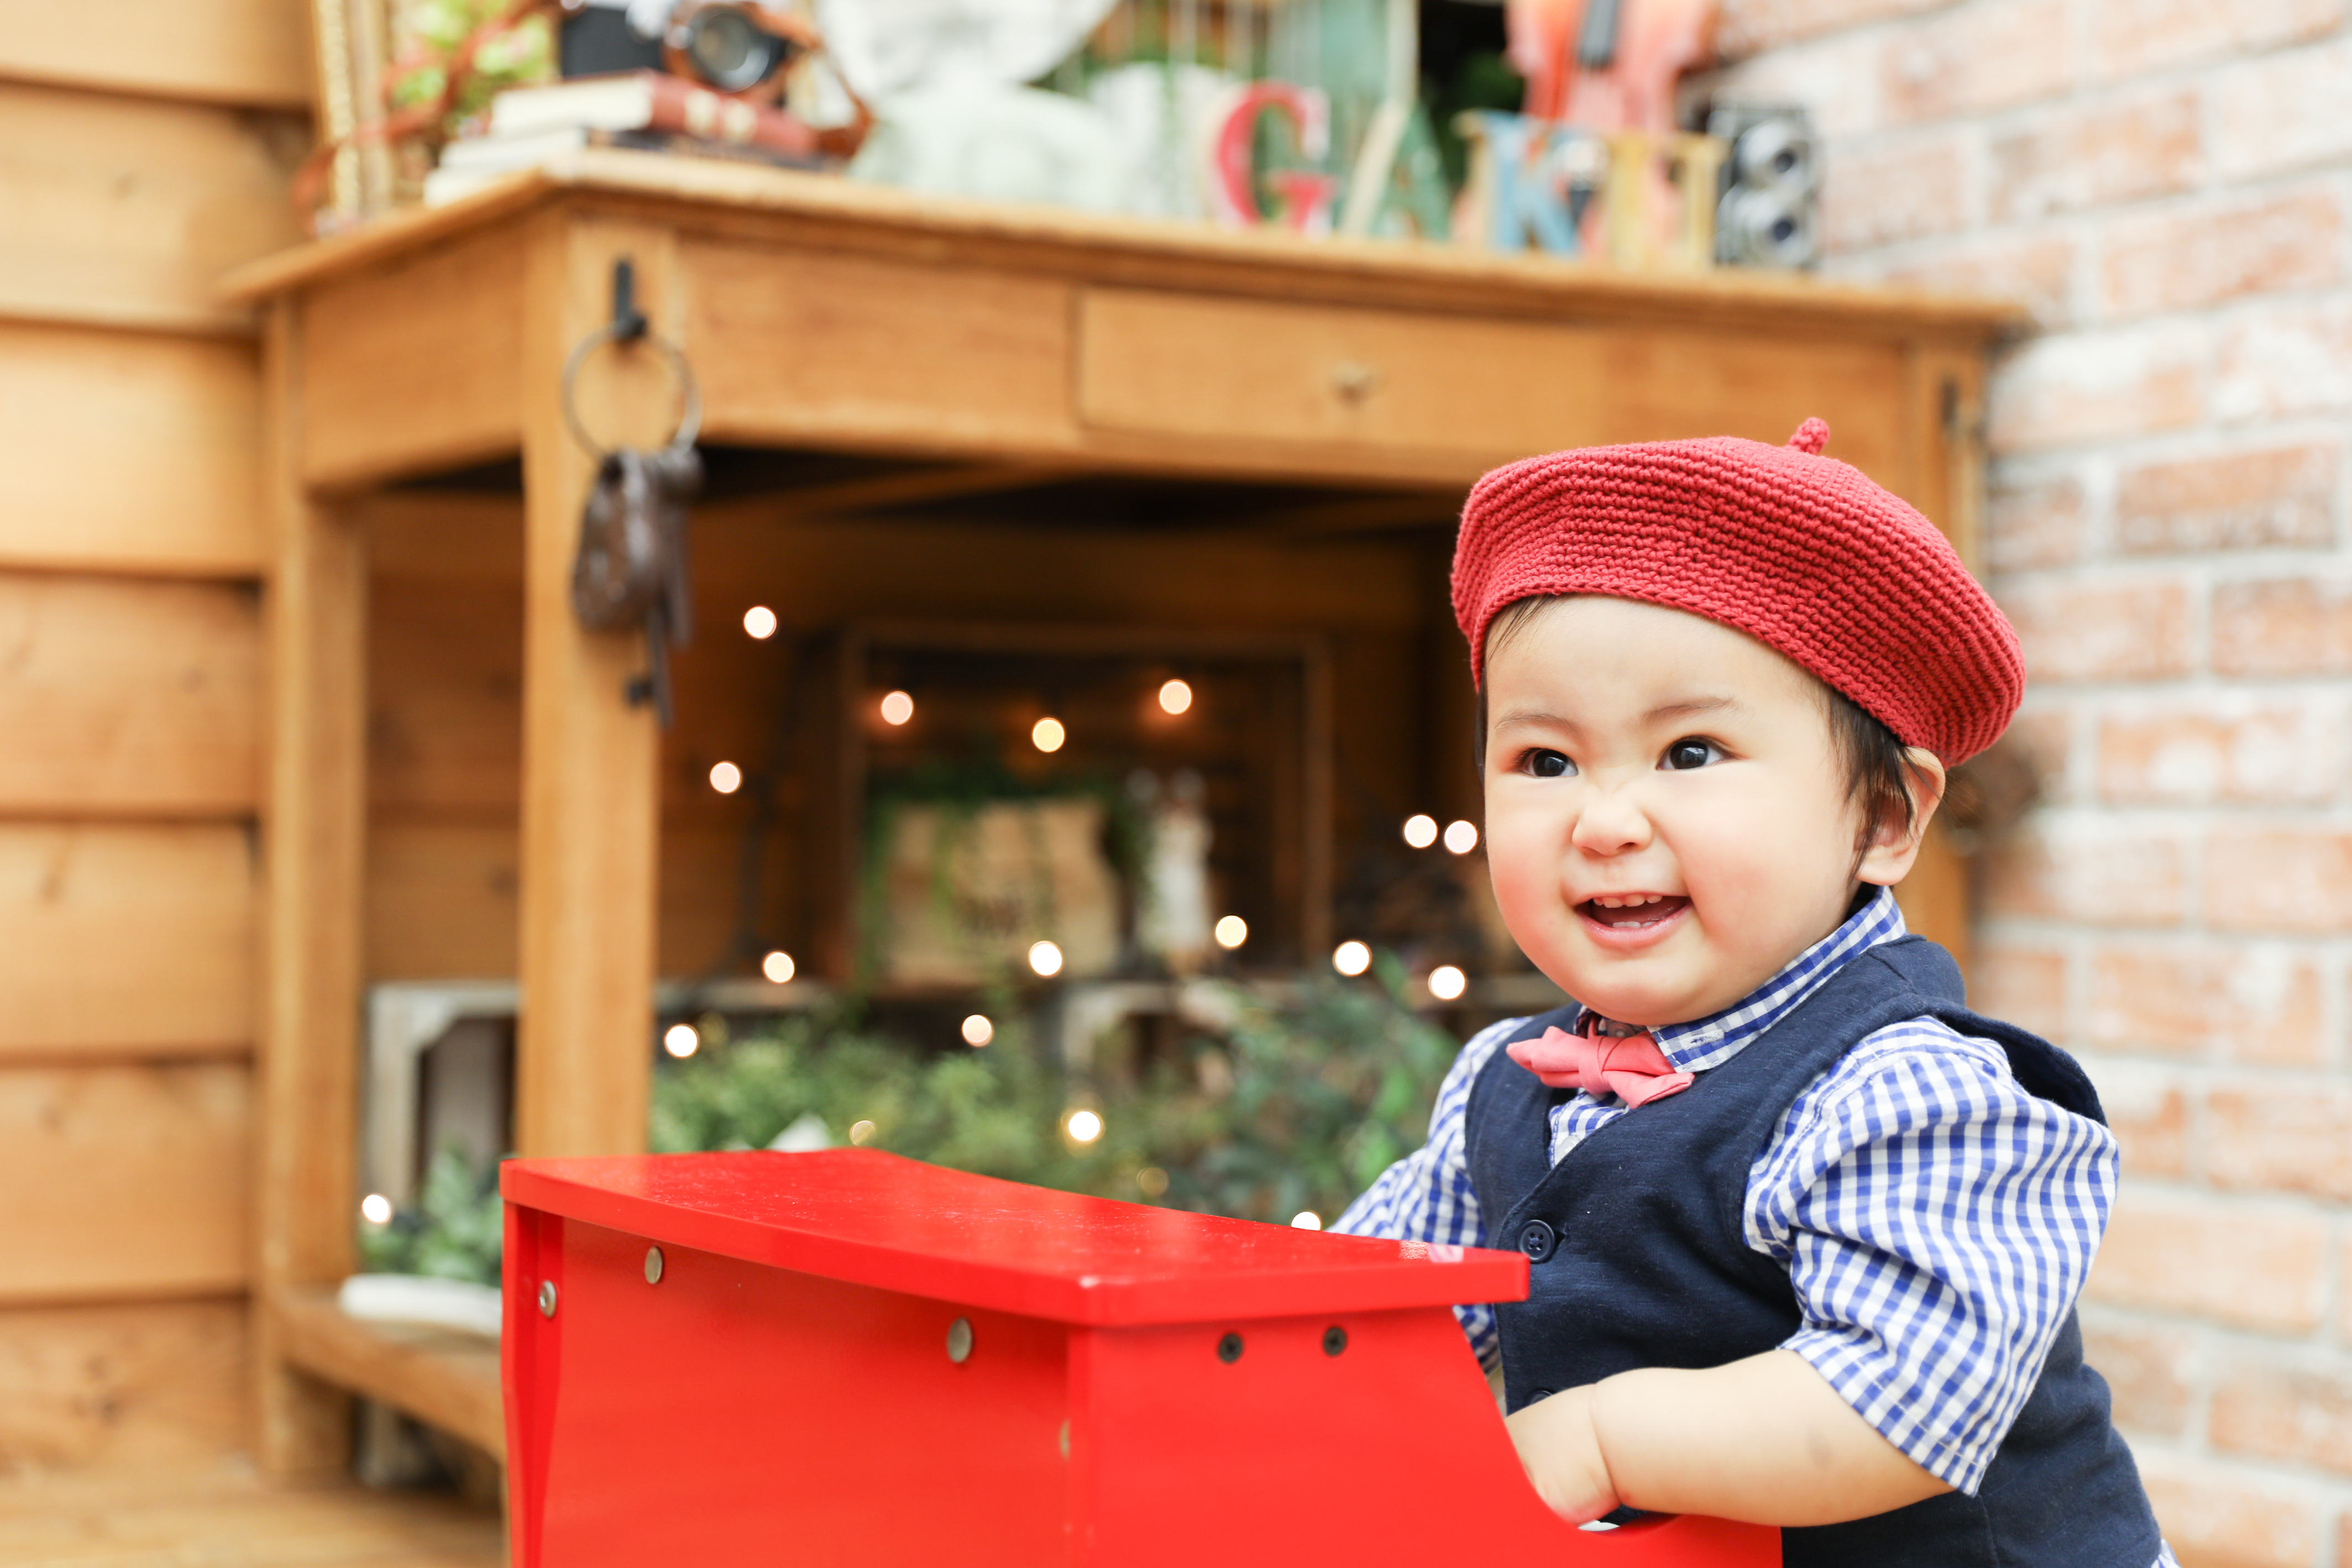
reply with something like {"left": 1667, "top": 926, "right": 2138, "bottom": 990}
{"left": 1505, "top": 1024, "right": 1695, "bottom": 1108}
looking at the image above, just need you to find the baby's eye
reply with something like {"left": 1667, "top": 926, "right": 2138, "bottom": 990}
{"left": 1526, "top": 749, "right": 1575, "bottom": 779}
{"left": 1660, "top": 738, "right": 1722, "bottom": 771}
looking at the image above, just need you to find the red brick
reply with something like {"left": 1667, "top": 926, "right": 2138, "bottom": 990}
{"left": 2101, "top": 190, "right": 2344, "bottom": 318}
{"left": 2087, "top": 1193, "right": 2328, "bottom": 1333}
{"left": 2214, "top": 580, "right": 2352, "bottom": 677}
{"left": 2208, "top": 827, "right": 2352, "bottom": 934}
{"left": 2081, "top": 1316, "right": 2196, "bottom": 1436}
{"left": 2001, "top": 577, "right": 2193, "bottom": 682}
{"left": 2098, "top": 694, "right": 2349, "bottom": 806}
{"left": 2087, "top": 943, "right": 2327, "bottom": 1064}
{"left": 2212, "top": 1355, "right": 2352, "bottom": 1477}
{"left": 1819, "top": 132, "right": 1971, "bottom": 251}
{"left": 1969, "top": 942, "right": 2067, "bottom": 1037}
{"left": 2114, "top": 443, "right": 2340, "bottom": 555}
{"left": 1988, "top": 91, "right": 2201, "bottom": 223}
{"left": 1987, "top": 326, "right": 2204, "bottom": 454}
{"left": 2209, "top": 35, "right": 2352, "bottom": 182}
{"left": 1879, "top": 232, "right": 2078, "bottom": 328}
{"left": 2209, "top": 1085, "right": 2352, "bottom": 1200}
{"left": 2138, "top": 1449, "right": 2325, "bottom": 1568}
{"left": 2216, "top": 301, "right": 2352, "bottom": 423}
{"left": 1883, "top": 0, "right": 2073, "bottom": 123}
{"left": 1981, "top": 817, "right": 2189, "bottom": 926}
{"left": 1717, "top": 0, "right": 1952, "bottom": 58}
{"left": 2089, "top": 0, "right": 2347, "bottom": 82}
{"left": 2083, "top": 1055, "right": 2188, "bottom": 1176}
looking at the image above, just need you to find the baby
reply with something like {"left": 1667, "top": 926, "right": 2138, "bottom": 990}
{"left": 1337, "top": 422, "right": 2168, "bottom": 1565}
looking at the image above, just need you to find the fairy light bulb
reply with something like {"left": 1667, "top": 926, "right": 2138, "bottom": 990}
{"left": 761, "top": 950, "right": 795, "bottom": 984}
{"left": 742, "top": 606, "right": 778, "bottom": 639}
{"left": 879, "top": 690, "right": 914, "bottom": 726}
{"left": 709, "top": 761, "right": 743, "bottom": 795}
{"left": 1443, "top": 819, "right": 1479, "bottom": 854}
{"left": 1033, "top": 716, "right": 1066, "bottom": 753}
{"left": 1159, "top": 679, "right": 1193, "bottom": 715}
{"left": 1332, "top": 941, "right": 1371, "bottom": 977}
{"left": 1402, "top": 814, "right": 1438, "bottom": 849}
{"left": 1427, "top": 964, "right": 1468, "bottom": 1001}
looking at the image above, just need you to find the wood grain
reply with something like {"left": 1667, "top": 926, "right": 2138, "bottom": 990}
{"left": 0, "top": 82, "right": 305, "bottom": 333}
{"left": 368, "top": 821, "right": 518, "bottom": 981}
{"left": 0, "top": 1062, "right": 250, "bottom": 1304}
{"left": 0, "top": 1298, "right": 248, "bottom": 1472}
{"left": 273, "top": 1286, "right": 504, "bottom": 1460}
{"left": 0, "top": 1464, "right": 502, "bottom": 1565}
{"left": 0, "top": 575, "right": 261, "bottom": 816}
{"left": 0, "top": 824, "right": 255, "bottom": 1058}
{"left": 301, "top": 226, "right": 526, "bottom": 489}
{"left": 0, "top": 0, "right": 313, "bottom": 108}
{"left": 0, "top": 322, "right": 264, "bottom": 576}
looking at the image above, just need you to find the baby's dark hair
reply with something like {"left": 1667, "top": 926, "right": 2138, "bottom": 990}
{"left": 1473, "top": 597, "right": 1928, "bottom": 851}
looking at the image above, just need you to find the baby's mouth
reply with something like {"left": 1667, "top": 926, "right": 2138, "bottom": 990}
{"left": 1578, "top": 893, "right": 1690, "bottom": 931}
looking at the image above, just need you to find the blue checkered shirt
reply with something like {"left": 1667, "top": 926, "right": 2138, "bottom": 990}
{"left": 1335, "top": 889, "right": 2125, "bottom": 1500}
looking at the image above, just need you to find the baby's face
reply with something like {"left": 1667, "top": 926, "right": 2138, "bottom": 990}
{"left": 1482, "top": 596, "right": 1872, "bottom": 1029}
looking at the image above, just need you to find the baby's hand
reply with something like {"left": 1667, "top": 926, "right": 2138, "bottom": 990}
{"left": 1504, "top": 1386, "right": 1621, "bottom": 1523}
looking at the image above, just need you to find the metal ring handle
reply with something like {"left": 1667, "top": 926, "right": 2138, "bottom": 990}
{"left": 559, "top": 323, "right": 703, "bottom": 459}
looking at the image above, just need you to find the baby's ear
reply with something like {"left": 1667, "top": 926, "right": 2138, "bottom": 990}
{"left": 1858, "top": 748, "right": 1948, "bottom": 885}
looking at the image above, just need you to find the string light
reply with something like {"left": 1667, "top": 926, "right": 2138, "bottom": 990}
{"left": 1213, "top": 915, "right": 1248, "bottom": 950}
{"left": 1066, "top": 1109, "right": 1103, "bottom": 1144}
{"left": 1032, "top": 716, "right": 1066, "bottom": 753}
{"left": 1028, "top": 940, "right": 1064, "bottom": 977}
{"left": 709, "top": 761, "right": 743, "bottom": 794}
{"left": 1136, "top": 1166, "right": 1169, "bottom": 1197}
{"left": 360, "top": 1193, "right": 393, "bottom": 1225}
{"left": 961, "top": 1014, "right": 994, "bottom": 1047}
{"left": 742, "top": 606, "right": 778, "bottom": 639}
{"left": 1158, "top": 678, "right": 1193, "bottom": 715}
{"left": 663, "top": 1022, "right": 699, "bottom": 1058}
{"left": 1402, "top": 814, "right": 1438, "bottom": 849}
{"left": 1291, "top": 1211, "right": 1322, "bottom": 1231}
{"left": 879, "top": 690, "right": 914, "bottom": 726}
{"left": 848, "top": 1119, "right": 876, "bottom": 1145}
{"left": 1443, "top": 819, "right": 1479, "bottom": 854}
{"left": 1332, "top": 940, "right": 1371, "bottom": 977}
{"left": 761, "top": 950, "right": 795, "bottom": 984}
{"left": 1428, "top": 964, "right": 1468, "bottom": 1001}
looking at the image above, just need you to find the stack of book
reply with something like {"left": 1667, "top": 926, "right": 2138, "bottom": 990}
{"left": 425, "top": 71, "right": 824, "bottom": 205}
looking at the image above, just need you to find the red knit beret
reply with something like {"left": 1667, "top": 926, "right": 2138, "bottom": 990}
{"left": 1452, "top": 419, "right": 2023, "bottom": 763}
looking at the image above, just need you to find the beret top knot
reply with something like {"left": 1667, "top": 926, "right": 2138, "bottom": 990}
{"left": 1452, "top": 418, "right": 2024, "bottom": 764}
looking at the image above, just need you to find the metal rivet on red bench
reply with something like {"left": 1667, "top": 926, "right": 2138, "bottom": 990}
{"left": 946, "top": 1317, "right": 973, "bottom": 1364}
{"left": 1323, "top": 1325, "right": 1348, "bottom": 1356}
{"left": 1217, "top": 1331, "right": 1243, "bottom": 1363}
{"left": 538, "top": 1280, "right": 558, "bottom": 1318}
{"left": 645, "top": 1246, "right": 664, "bottom": 1284}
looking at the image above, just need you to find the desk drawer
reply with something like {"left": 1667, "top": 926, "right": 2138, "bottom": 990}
{"left": 1077, "top": 286, "right": 1910, "bottom": 480}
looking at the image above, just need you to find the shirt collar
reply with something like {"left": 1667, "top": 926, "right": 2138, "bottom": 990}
{"left": 1573, "top": 886, "right": 1909, "bottom": 1076}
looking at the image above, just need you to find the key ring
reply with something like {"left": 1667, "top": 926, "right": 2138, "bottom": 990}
{"left": 560, "top": 321, "right": 703, "bottom": 460}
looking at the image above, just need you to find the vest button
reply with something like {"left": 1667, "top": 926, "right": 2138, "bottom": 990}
{"left": 1518, "top": 1219, "right": 1557, "bottom": 1263}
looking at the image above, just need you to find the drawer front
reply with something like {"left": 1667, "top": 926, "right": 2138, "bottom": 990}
{"left": 1077, "top": 287, "right": 1909, "bottom": 483}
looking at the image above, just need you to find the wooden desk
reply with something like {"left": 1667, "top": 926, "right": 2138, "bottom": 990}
{"left": 226, "top": 150, "right": 2014, "bottom": 1471}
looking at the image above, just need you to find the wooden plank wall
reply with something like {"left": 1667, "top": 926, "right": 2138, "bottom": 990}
{"left": 0, "top": 1, "right": 308, "bottom": 1473}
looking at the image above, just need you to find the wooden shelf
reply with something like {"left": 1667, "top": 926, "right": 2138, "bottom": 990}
{"left": 273, "top": 1285, "right": 505, "bottom": 1460}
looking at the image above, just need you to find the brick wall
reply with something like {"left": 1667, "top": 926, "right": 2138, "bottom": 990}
{"left": 1709, "top": 2, "right": 2352, "bottom": 1560}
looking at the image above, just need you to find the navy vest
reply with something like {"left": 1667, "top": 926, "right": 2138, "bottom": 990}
{"left": 1464, "top": 936, "right": 2160, "bottom": 1567}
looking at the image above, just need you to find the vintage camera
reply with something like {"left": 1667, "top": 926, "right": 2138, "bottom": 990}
{"left": 558, "top": 0, "right": 816, "bottom": 98}
{"left": 1706, "top": 103, "right": 1820, "bottom": 270}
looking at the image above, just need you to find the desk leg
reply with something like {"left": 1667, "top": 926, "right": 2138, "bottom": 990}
{"left": 514, "top": 214, "right": 677, "bottom": 1157}
{"left": 257, "top": 298, "right": 366, "bottom": 1476}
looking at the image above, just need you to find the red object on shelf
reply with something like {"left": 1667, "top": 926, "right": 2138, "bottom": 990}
{"left": 501, "top": 1149, "right": 1780, "bottom": 1567}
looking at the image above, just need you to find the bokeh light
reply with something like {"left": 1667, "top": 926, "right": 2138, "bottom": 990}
{"left": 1028, "top": 940, "right": 1064, "bottom": 977}
{"left": 961, "top": 1014, "right": 994, "bottom": 1047}
{"left": 1136, "top": 1166, "right": 1169, "bottom": 1197}
{"left": 360, "top": 1193, "right": 393, "bottom": 1225}
{"left": 879, "top": 690, "right": 914, "bottom": 726}
{"left": 1292, "top": 1211, "right": 1322, "bottom": 1231}
{"left": 709, "top": 761, "right": 742, "bottom": 794}
{"left": 742, "top": 606, "right": 778, "bottom": 639}
{"left": 1213, "top": 914, "right": 1248, "bottom": 950}
{"left": 1443, "top": 819, "right": 1479, "bottom": 854}
{"left": 663, "top": 1022, "right": 699, "bottom": 1058}
{"left": 1159, "top": 678, "right": 1193, "bottom": 715}
{"left": 1032, "top": 716, "right": 1066, "bottom": 752}
{"left": 1332, "top": 940, "right": 1372, "bottom": 977}
{"left": 761, "top": 950, "right": 795, "bottom": 984}
{"left": 1066, "top": 1109, "right": 1103, "bottom": 1144}
{"left": 1428, "top": 964, "right": 1468, "bottom": 1001}
{"left": 848, "top": 1119, "right": 876, "bottom": 1145}
{"left": 1402, "top": 814, "right": 1438, "bottom": 848}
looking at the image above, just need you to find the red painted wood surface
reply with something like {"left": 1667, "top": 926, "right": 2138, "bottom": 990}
{"left": 502, "top": 1150, "right": 1780, "bottom": 1567}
